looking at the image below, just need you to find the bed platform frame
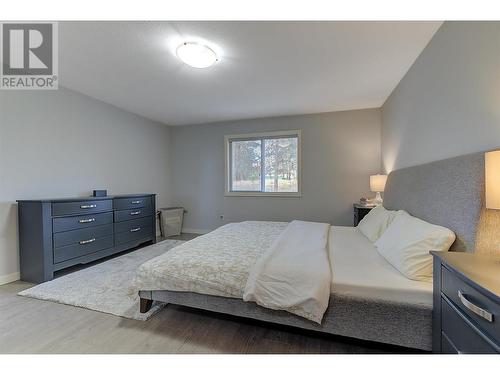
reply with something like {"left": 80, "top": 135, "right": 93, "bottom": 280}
{"left": 140, "top": 290, "right": 433, "bottom": 349}
{"left": 139, "top": 152, "right": 485, "bottom": 351}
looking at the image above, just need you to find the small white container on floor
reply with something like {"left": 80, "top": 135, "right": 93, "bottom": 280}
{"left": 160, "top": 207, "right": 184, "bottom": 237}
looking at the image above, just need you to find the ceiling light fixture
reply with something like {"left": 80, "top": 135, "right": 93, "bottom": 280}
{"left": 176, "top": 42, "right": 218, "bottom": 68}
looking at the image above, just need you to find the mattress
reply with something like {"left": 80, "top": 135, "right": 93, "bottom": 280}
{"left": 329, "top": 226, "right": 433, "bottom": 306}
{"left": 134, "top": 221, "right": 432, "bottom": 308}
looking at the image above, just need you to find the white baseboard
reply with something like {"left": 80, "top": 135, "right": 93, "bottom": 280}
{"left": 182, "top": 228, "right": 211, "bottom": 235}
{"left": 0, "top": 271, "right": 20, "bottom": 285}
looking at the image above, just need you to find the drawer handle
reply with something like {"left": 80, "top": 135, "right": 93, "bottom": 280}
{"left": 80, "top": 204, "right": 97, "bottom": 209}
{"left": 79, "top": 238, "right": 96, "bottom": 245}
{"left": 79, "top": 218, "right": 95, "bottom": 223}
{"left": 458, "top": 290, "right": 494, "bottom": 322}
{"left": 130, "top": 227, "right": 141, "bottom": 232}
{"left": 130, "top": 211, "right": 141, "bottom": 216}
{"left": 131, "top": 200, "right": 141, "bottom": 204}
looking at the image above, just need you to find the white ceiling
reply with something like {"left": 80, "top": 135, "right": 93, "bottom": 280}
{"left": 59, "top": 21, "right": 442, "bottom": 126}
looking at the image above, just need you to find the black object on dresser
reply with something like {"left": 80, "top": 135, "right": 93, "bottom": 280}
{"left": 432, "top": 252, "right": 500, "bottom": 353}
{"left": 17, "top": 194, "right": 156, "bottom": 283}
{"left": 353, "top": 203, "right": 374, "bottom": 226}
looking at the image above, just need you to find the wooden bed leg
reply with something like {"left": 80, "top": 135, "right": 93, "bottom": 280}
{"left": 140, "top": 298, "right": 153, "bottom": 313}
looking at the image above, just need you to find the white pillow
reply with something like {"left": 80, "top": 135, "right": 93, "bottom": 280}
{"left": 374, "top": 211, "right": 456, "bottom": 282}
{"left": 357, "top": 205, "right": 397, "bottom": 242}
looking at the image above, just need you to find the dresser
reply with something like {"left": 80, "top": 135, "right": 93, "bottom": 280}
{"left": 353, "top": 203, "right": 374, "bottom": 226}
{"left": 17, "top": 194, "right": 156, "bottom": 283}
{"left": 432, "top": 251, "right": 500, "bottom": 353}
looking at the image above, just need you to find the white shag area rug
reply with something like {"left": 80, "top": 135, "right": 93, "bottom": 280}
{"left": 18, "top": 239, "right": 185, "bottom": 321}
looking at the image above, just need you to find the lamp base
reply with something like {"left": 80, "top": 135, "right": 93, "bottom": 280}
{"left": 373, "top": 192, "right": 383, "bottom": 206}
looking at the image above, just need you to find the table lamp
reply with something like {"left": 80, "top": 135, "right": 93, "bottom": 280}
{"left": 370, "top": 174, "right": 387, "bottom": 206}
{"left": 486, "top": 150, "right": 500, "bottom": 210}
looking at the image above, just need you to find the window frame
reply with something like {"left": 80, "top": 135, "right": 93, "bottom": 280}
{"left": 224, "top": 130, "right": 302, "bottom": 197}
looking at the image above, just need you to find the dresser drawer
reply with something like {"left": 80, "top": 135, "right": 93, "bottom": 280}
{"left": 441, "top": 297, "right": 498, "bottom": 353}
{"left": 114, "top": 197, "right": 151, "bottom": 210}
{"left": 442, "top": 266, "right": 500, "bottom": 339}
{"left": 53, "top": 211, "right": 113, "bottom": 233}
{"left": 53, "top": 235, "right": 114, "bottom": 263}
{"left": 53, "top": 224, "right": 113, "bottom": 248}
{"left": 114, "top": 207, "right": 153, "bottom": 222}
{"left": 52, "top": 199, "right": 112, "bottom": 217}
{"left": 115, "top": 225, "right": 153, "bottom": 245}
{"left": 441, "top": 332, "right": 459, "bottom": 354}
{"left": 114, "top": 217, "right": 151, "bottom": 234}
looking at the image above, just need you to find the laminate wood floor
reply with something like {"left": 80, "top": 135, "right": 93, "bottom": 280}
{"left": 0, "top": 281, "right": 416, "bottom": 354}
{"left": 0, "top": 234, "right": 413, "bottom": 354}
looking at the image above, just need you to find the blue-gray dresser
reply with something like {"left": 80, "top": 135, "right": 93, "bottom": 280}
{"left": 17, "top": 194, "right": 156, "bottom": 283}
{"left": 432, "top": 251, "right": 500, "bottom": 353}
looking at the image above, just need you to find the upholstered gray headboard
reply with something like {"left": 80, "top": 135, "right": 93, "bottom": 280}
{"left": 383, "top": 152, "right": 485, "bottom": 252}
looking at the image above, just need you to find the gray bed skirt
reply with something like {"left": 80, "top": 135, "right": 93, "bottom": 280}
{"left": 140, "top": 290, "right": 432, "bottom": 351}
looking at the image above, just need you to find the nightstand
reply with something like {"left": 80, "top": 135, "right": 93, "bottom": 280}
{"left": 353, "top": 204, "right": 374, "bottom": 226}
{"left": 431, "top": 252, "right": 500, "bottom": 353}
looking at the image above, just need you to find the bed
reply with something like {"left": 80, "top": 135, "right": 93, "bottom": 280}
{"left": 136, "top": 152, "right": 485, "bottom": 351}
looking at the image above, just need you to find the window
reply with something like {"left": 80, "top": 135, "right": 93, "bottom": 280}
{"left": 225, "top": 130, "right": 301, "bottom": 196}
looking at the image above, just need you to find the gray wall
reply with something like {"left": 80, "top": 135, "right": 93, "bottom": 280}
{"left": 170, "top": 109, "right": 381, "bottom": 231}
{"left": 382, "top": 21, "right": 500, "bottom": 172}
{"left": 0, "top": 87, "right": 171, "bottom": 284}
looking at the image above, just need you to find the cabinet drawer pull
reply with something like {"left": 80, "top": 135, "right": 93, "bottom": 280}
{"left": 130, "top": 211, "right": 141, "bottom": 216}
{"left": 130, "top": 227, "right": 141, "bottom": 232}
{"left": 131, "top": 200, "right": 141, "bottom": 204}
{"left": 79, "top": 238, "right": 96, "bottom": 245}
{"left": 80, "top": 204, "right": 97, "bottom": 209}
{"left": 458, "top": 290, "right": 494, "bottom": 322}
{"left": 79, "top": 218, "right": 95, "bottom": 223}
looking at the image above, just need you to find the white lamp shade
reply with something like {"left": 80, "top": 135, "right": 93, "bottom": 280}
{"left": 370, "top": 174, "right": 388, "bottom": 193}
{"left": 485, "top": 150, "right": 500, "bottom": 210}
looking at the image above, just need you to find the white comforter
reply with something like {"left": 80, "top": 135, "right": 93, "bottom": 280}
{"left": 133, "top": 221, "right": 287, "bottom": 298}
{"left": 243, "top": 220, "right": 332, "bottom": 324}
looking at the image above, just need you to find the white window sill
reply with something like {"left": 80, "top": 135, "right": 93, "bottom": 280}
{"left": 224, "top": 191, "right": 302, "bottom": 197}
